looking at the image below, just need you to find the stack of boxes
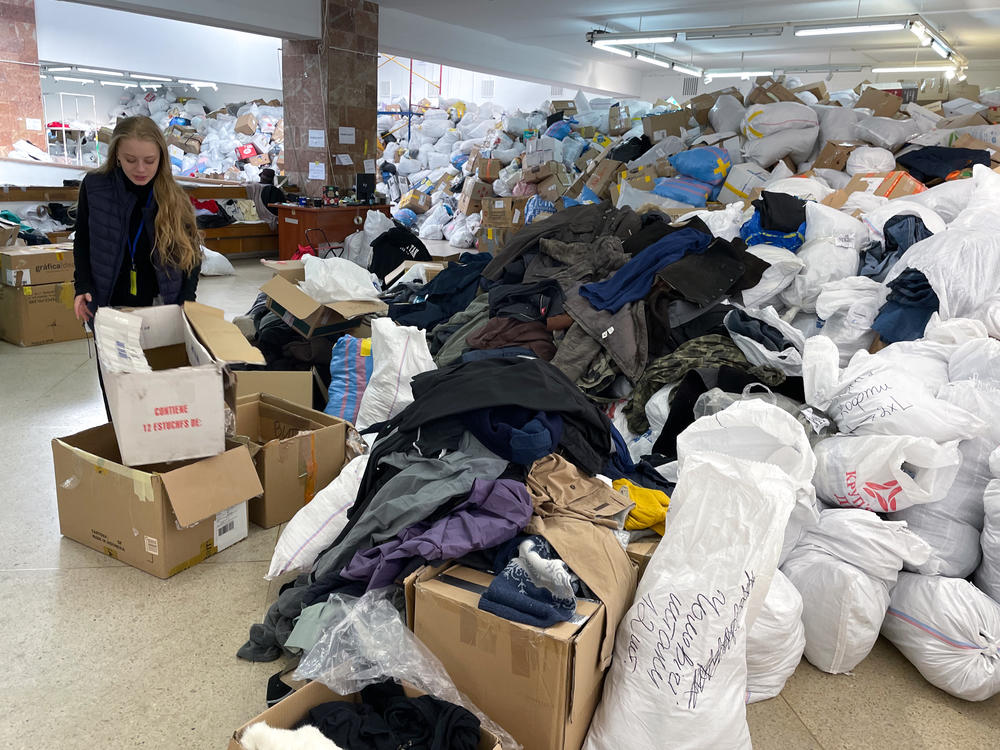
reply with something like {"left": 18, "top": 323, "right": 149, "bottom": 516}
{"left": 0, "top": 243, "right": 88, "bottom": 347}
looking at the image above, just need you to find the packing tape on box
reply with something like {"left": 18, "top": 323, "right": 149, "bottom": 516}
{"left": 508, "top": 626, "right": 536, "bottom": 679}
{"left": 299, "top": 433, "right": 318, "bottom": 504}
{"left": 60, "top": 441, "right": 154, "bottom": 503}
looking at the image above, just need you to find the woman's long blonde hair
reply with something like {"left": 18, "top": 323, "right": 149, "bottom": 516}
{"left": 97, "top": 116, "right": 200, "bottom": 272}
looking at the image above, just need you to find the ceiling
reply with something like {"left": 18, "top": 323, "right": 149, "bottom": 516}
{"left": 375, "top": 0, "right": 1000, "bottom": 77}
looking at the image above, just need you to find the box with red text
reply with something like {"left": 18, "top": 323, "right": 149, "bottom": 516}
{"left": 93, "top": 304, "right": 226, "bottom": 466}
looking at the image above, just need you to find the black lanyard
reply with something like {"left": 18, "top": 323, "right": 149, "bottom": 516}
{"left": 128, "top": 190, "right": 154, "bottom": 295}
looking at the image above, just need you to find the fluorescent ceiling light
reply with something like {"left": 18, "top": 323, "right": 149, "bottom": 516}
{"left": 592, "top": 31, "right": 675, "bottom": 47}
{"left": 930, "top": 40, "right": 950, "bottom": 58}
{"left": 130, "top": 73, "right": 172, "bottom": 81}
{"left": 77, "top": 67, "right": 123, "bottom": 77}
{"left": 685, "top": 26, "right": 783, "bottom": 40}
{"left": 908, "top": 20, "right": 932, "bottom": 46}
{"left": 178, "top": 79, "right": 217, "bottom": 89}
{"left": 635, "top": 52, "right": 672, "bottom": 69}
{"left": 672, "top": 62, "right": 703, "bottom": 77}
{"left": 705, "top": 70, "right": 774, "bottom": 79}
{"left": 794, "top": 22, "right": 904, "bottom": 37}
{"left": 595, "top": 44, "right": 635, "bottom": 58}
{"left": 45, "top": 66, "right": 72, "bottom": 72}
{"left": 138, "top": 83, "right": 162, "bottom": 89}
{"left": 871, "top": 64, "right": 957, "bottom": 73}
{"left": 53, "top": 76, "right": 94, "bottom": 84}
{"left": 944, "top": 68, "right": 956, "bottom": 80}
{"left": 100, "top": 80, "right": 134, "bottom": 87}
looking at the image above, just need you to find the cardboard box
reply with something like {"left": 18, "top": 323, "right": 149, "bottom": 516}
{"left": 792, "top": 81, "right": 829, "bottom": 103}
{"left": 951, "top": 133, "right": 1000, "bottom": 164}
{"left": 235, "top": 113, "right": 258, "bottom": 136}
{"left": 747, "top": 78, "right": 798, "bottom": 105}
{"left": 97, "top": 126, "right": 114, "bottom": 144}
{"left": 1, "top": 243, "right": 74, "bottom": 286}
{"left": 52, "top": 424, "right": 260, "bottom": 578}
{"left": 261, "top": 274, "right": 387, "bottom": 339}
{"left": 627, "top": 538, "right": 659, "bottom": 580}
{"left": 576, "top": 125, "right": 597, "bottom": 139}
{"left": 227, "top": 680, "right": 502, "bottom": 750}
{"left": 0, "top": 218, "right": 19, "bottom": 247}
{"left": 481, "top": 197, "right": 528, "bottom": 228}
{"left": 413, "top": 564, "right": 606, "bottom": 750}
{"left": 167, "top": 133, "right": 203, "bottom": 155}
{"left": 874, "top": 170, "right": 926, "bottom": 199}
{"left": 398, "top": 189, "right": 432, "bottom": 214}
{"left": 537, "top": 171, "right": 574, "bottom": 203}
{"left": 821, "top": 171, "right": 891, "bottom": 210}
{"left": 235, "top": 143, "right": 257, "bottom": 160}
{"left": 585, "top": 158, "right": 624, "bottom": 198}
{"left": 936, "top": 112, "right": 990, "bottom": 130}
{"left": 855, "top": 87, "right": 903, "bottom": 118}
{"left": 550, "top": 99, "right": 578, "bottom": 116}
{"left": 477, "top": 226, "right": 512, "bottom": 254}
{"left": 462, "top": 178, "right": 494, "bottom": 201}
{"left": 608, "top": 103, "right": 631, "bottom": 135}
{"left": 620, "top": 168, "right": 656, "bottom": 191}
{"left": 475, "top": 158, "right": 503, "bottom": 182}
{"left": 0, "top": 280, "right": 89, "bottom": 347}
{"left": 522, "top": 160, "right": 561, "bottom": 184}
{"left": 260, "top": 258, "right": 305, "bottom": 282}
{"left": 686, "top": 87, "right": 746, "bottom": 127}
{"left": 642, "top": 111, "right": 692, "bottom": 143}
{"left": 385, "top": 259, "right": 448, "bottom": 287}
{"left": 457, "top": 192, "right": 483, "bottom": 216}
{"left": 523, "top": 148, "right": 556, "bottom": 170}
{"left": 234, "top": 370, "right": 313, "bottom": 409}
{"left": 272, "top": 119, "right": 284, "bottom": 142}
{"left": 574, "top": 145, "right": 602, "bottom": 172}
{"left": 812, "top": 140, "right": 865, "bottom": 171}
{"left": 235, "top": 393, "right": 347, "bottom": 529}
{"left": 717, "top": 162, "right": 773, "bottom": 204}
{"left": 94, "top": 305, "right": 227, "bottom": 466}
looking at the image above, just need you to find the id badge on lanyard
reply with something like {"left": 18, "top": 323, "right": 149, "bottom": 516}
{"left": 129, "top": 191, "right": 153, "bottom": 297}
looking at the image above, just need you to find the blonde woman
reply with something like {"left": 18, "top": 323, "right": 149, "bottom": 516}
{"left": 73, "top": 115, "right": 201, "bottom": 321}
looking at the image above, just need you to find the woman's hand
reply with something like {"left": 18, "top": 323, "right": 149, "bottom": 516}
{"left": 74, "top": 293, "right": 93, "bottom": 321}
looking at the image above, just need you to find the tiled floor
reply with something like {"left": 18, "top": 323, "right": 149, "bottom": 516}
{"left": 2, "top": 258, "right": 997, "bottom": 749}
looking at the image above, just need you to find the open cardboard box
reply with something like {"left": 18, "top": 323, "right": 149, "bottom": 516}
{"left": 52, "top": 423, "right": 261, "bottom": 578}
{"left": 0, "top": 280, "right": 90, "bottom": 347}
{"left": 228, "top": 680, "right": 502, "bottom": 750}
{"left": 234, "top": 393, "right": 348, "bottom": 528}
{"left": 411, "top": 564, "right": 606, "bottom": 750}
{"left": 260, "top": 274, "right": 387, "bottom": 339}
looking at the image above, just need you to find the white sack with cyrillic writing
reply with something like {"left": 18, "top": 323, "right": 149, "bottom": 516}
{"left": 583, "top": 445, "right": 797, "bottom": 750}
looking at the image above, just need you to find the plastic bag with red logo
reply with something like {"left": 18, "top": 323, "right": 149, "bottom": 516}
{"left": 813, "top": 435, "right": 961, "bottom": 513}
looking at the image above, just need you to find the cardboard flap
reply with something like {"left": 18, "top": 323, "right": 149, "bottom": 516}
{"left": 184, "top": 301, "right": 266, "bottom": 365}
{"left": 324, "top": 298, "right": 388, "bottom": 318}
{"left": 260, "top": 275, "right": 321, "bottom": 320}
{"left": 159, "top": 445, "right": 263, "bottom": 526}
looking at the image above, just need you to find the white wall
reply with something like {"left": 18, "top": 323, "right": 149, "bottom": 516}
{"left": 35, "top": 0, "right": 283, "bottom": 89}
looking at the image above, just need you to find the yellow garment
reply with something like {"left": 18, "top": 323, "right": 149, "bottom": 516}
{"left": 614, "top": 478, "right": 669, "bottom": 536}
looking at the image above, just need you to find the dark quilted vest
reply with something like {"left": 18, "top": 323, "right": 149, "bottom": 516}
{"left": 84, "top": 169, "right": 183, "bottom": 306}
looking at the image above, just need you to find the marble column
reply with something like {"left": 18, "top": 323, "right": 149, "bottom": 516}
{"left": 0, "top": 0, "right": 45, "bottom": 155}
{"left": 281, "top": 0, "right": 378, "bottom": 196}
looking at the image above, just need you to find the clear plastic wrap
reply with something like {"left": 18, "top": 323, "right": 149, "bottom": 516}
{"left": 294, "top": 590, "right": 520, "bottom": 750}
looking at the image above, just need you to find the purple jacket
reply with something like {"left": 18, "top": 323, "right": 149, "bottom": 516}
{"left": 340, "top": 478, "right": 532, "bottom": 590}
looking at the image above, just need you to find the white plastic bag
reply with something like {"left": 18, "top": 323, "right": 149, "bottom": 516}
{"left": 199, "top": 246, "right": 235, "bottom": 276}
{"left": 846, "top": 146, "right": 895, "bottom": 176}
{"left": 355, "top": 318, "right": 437, "bottom": 432}
{"left": 976, "top": 465, "right": 1000, "bottom": 603}
{"left": 674, "top": 202, "right": 748, "bottom": 242}
{"left": 725, "top": 307, "right": 806, "bottom": 376}
{"left": 677, "top": 400, "right": 819, "bottom": 565}
{"left": 813, "top": 435, "right": 961, "bottom": 512}
{"left": 298, "top": 255, "right": 380, "bottom": 304}
{"left": 743, "top": 126, "right": 819, "bottom": 168}
{"left": 950, "top": 337, "right": 1000, "bottom": 385}
{"left": 780, "top": 239, "right": 860, "bottom": 313}
{"left": 745, "top": 570, "right": 805, "bottom": 704}
{"left": 812, "top": 104, "right": 864, "bottom": 142}
{"left": 417, "top": 202, "right": 452, "bottom": 240}
{"left": 782, "top": 508, "right": 933, "bottom": 673}
{"left": 882, "top": 573, "right": 1000, "bottom": 701}
{"left": 814, "top": 276, "right": 887, "bottom": 364}
{"left": 742, "top": 102, "right": 819, "bottom": 139}
{"left": 741, "top": 246, "right": 805, "bottom": 308}
{"left": 266, "top": 454, "right": 369, "bottom": 579}
{"left": 950, "top": 164, "right": 1000, "bottom": 235}
{"left": 802, "top": 336, "right": 987, "bottom": 443}
{"left": 583, "top": 453, "right": 797, "bottom": 750}
{"left": 363, "top": 209, "right": 395, "bottom": 248}
{"left": 853, "top": 116, "right": 920, "bottom": 151}
{"left": 709, "top": 95, "right": 746, "bottom": 134}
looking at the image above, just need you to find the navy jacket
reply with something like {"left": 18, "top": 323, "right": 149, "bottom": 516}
{"left": 73, "top": 168, "right": 198, "bottom": 309}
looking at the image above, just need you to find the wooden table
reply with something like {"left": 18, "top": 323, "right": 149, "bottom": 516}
{"left": 270, "top": 203, "right": 392, "bottom": 260}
